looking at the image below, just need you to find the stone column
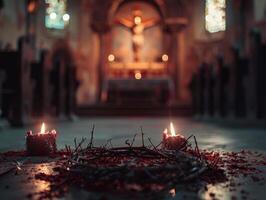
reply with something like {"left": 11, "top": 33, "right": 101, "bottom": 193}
{"left": 164, "top": 18, "right": 187, "bottom": 104}
{"left": 91, "top": 23, "right": 110, "bottom": 103}
{"left": 97, "top": 33, "right": 104, "bottom": 102}
{"left": 168, "top": 30, "right": 178, "bottom": 102}
{"left": 89, "top": 0, "right": 113, "bottom": 103}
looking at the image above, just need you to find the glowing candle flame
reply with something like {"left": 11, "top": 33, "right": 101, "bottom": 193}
{"left": 40, "top": 123, "right": 46, "bottom": 134}
{"left": 170, "top": 122, "right": 176, "bottom": 136}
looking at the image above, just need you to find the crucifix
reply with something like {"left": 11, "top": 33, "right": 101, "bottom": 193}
{"left": 115, "top": 9, "right": 160, "bottom": 62}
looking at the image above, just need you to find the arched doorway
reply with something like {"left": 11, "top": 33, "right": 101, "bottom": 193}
{"left": 102, "top": 1, "right": 174, "bottom": 105}
{"left": 90, "top": 0, "right": 189, "bottom": 106}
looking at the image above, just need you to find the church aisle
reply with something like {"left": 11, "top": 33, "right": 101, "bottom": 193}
{"left": 1, "top": 117, "right": 266, "bottom": 153}
{"left": 0, "top": 117, "right": 266, "bottom": 200}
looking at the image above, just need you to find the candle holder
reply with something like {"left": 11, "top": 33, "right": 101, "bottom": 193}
{"left": 26, "top": 123, "right": 57, "bottom": 156}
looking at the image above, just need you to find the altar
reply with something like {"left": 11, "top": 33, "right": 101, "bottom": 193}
{"left": 107, "top": 60, "right": 168, "bottom": 79}
{"left": 103, "top": 76, "right": 173, "bottom": 105}
{"left": 88, "top": 0, "right": 188, "bottom": 106}
{"left": 97, "top": 1, "right": 176, "bottom": 105}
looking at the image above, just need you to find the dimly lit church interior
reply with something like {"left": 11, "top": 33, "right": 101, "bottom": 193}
{"left": 0, "top": 0, "right": 266, "bottom": 199}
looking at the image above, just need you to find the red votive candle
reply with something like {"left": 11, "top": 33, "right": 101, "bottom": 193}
{"left": 162, "top": 122, "right": 187, "bottom": 150}
{"left": 26, "top": 123, "right": 57, "bottom": 156}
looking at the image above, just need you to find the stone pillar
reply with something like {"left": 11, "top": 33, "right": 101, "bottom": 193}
{"left": 168, "top": 30, "right": 178, "bottom": 102}
{"left": 89, "top": 0, "right": 113, "bottom": 103}
{"left": 97, "top": 33, "right": 104, "bottom": 102}
{"left": 164, "top": 18, "right": 187, "bottom": 104}
{"left": 91, "top": 22, "right": 110, "bottom": 103}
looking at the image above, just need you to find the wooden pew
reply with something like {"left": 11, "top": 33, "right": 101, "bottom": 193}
{"left": 249, "top": 31, "right": 266, "bottom": 119}
{"left": 31, "top": 50, "right": 50, "bottom": 117}
{"left": 0, "top": 36, "right": 35, "bottom": 126}
{"left": 49, "top": 46, "right": 77, "bottom": 119}
{"left": 230, "top": 47, "right": 248, "bottom": 118}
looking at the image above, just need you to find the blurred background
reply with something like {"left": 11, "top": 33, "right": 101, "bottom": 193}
{"left": 0, "top": 0, "right": 265, "bottom": 126}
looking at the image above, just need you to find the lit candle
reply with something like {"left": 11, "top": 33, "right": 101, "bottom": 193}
{"left": 162, "top": 122, "right": 187, "bottom": 150}
{"left": 26, "top": 122, "right": 57, "bottom": 156}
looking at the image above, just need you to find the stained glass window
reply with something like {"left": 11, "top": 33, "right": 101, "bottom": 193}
{"left": 45, "top": 0, "right": 70, "bottom": 29}
{"left": 205, "top": 0, "right": 226, "bottom": 33}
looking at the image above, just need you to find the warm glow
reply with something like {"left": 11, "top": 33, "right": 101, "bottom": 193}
{"left": 49, "top": 12, "right": 57, "bottom": 20}
{"left": 34, "top": 164, "right": 52, "bottom": 192}
{"left": 170, "top": 122, "right": 176, "bottom": 136}
{"left": 62, "top": 13, "right": 70, "bottom": 22}
{"left": 169, "top": 188, "right": 176, "bottom": 197}
{"left": 27, "top": 2, "right": 36, "bottom": 13}
{"left": 205, "top": 0, "right": 226, "bottom": 33}
{"left": 164, "top": 122, "right": 185, "bottom": 139}
{"left": 134, "top": 16, "right": 142, "bottom": 24}
{"left": 108, "top": 54, "right": 115, "bottom": 62}
{"left": 40, "top": 123, "right": 46, "bottom": 134}
{"left": 51, "top": 129, "right": 57, "bottom": 135}
{"left": 163, "top": 128, "right": 169, "bottom": 138}
{"left": 101, "top": 91, "right": 108, "bottom": 102}
{"left": 134, "top": 71, "right": 142, "bottom": 80}
{"left": 162, "top": 54, "right": 169, "bottom": 62}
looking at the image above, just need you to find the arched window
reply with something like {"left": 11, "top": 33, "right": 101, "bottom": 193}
{"left": 45, "top": 0, "right": 70, "bottom": 29}
{"left": 205, "top": 0, "right": 226, "bottom": 33}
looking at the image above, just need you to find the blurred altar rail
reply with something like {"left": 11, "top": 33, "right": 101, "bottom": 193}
{"left": 76, "top": 104, "right": 192, "bottom": 117}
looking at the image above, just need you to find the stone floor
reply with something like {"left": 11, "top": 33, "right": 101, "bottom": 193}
{"left": 0, "top": 117, "right": 266, "bottom": 199}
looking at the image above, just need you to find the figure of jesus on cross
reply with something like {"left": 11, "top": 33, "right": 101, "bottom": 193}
{"left": 115, "top": 9, "right": 160, "bottom": 62}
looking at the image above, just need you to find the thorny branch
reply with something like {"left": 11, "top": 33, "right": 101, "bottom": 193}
{"left": 62, "top": 126, "right": 209, "bottom": 188}
{"left": 140, "top": 126, "right": 144, "bottom": 147}
{"left": 88, "top": 124, "right": 95, "bottom": 149}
